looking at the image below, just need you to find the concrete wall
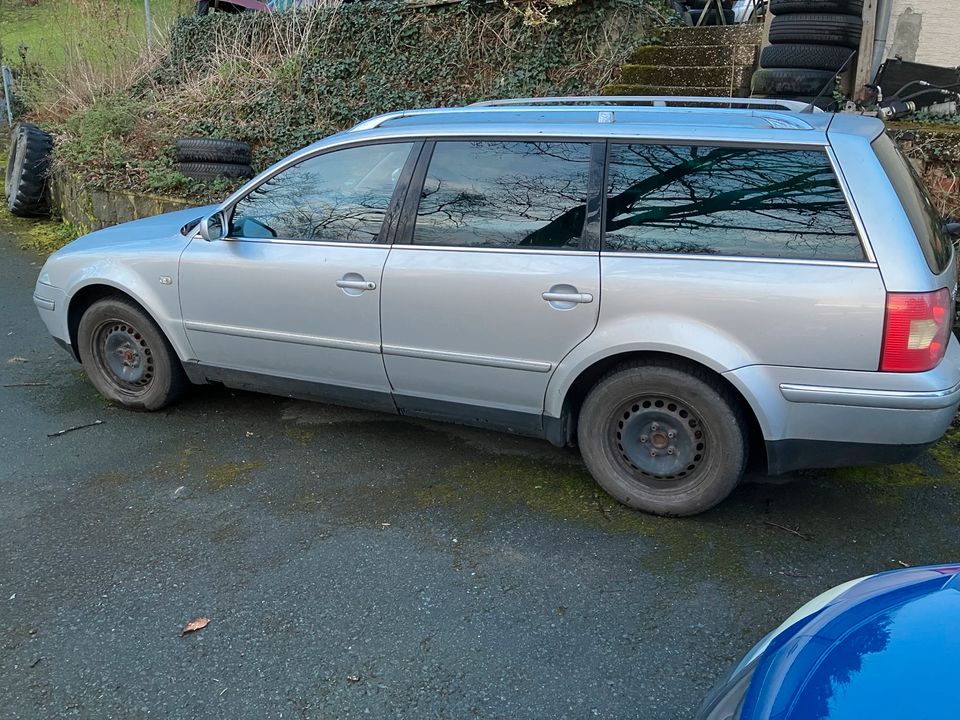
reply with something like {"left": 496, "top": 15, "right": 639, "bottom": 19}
{"left": 883, "top": 1, "right": 959, "bottom": 67}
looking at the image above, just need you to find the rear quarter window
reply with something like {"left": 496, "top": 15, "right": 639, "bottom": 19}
{"left": 872, "top": 134, "right": 953, "bottom": 275}
{"left": 604, "top": 144, "right": 864, "bottom": 261}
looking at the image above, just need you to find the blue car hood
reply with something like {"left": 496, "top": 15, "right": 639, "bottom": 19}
{"left": 743, "top": 565, "right": 960, "bottom": 720}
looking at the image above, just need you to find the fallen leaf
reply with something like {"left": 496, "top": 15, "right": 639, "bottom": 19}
{"left": 180, "top": 617, "right": 210, "bottom": 636}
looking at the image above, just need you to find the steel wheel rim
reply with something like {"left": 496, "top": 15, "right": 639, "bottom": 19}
{"left": 609, "top": 395, "right": 707, "bottom": 483}
{"left": 93, "top": 320, "right": 154, "bottom": 393}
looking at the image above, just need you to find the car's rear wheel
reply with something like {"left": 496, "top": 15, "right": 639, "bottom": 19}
{"left": 577, "top": 361, "right": 747, "bottom": 516}
{"left": 77, "top": 297, "right": 187, "bottom": 410}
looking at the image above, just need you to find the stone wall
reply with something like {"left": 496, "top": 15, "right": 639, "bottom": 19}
{"left": 50, "top": 169, "right": 194, "bottom": 232}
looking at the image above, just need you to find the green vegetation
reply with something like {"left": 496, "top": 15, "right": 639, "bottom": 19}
{"left": 10, "top": 0, "right": 662, "bottom": 198}
{"left": 0, "top": 0, "right": 192, "bottom": 71}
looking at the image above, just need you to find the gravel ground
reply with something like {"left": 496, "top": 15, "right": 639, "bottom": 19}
{"left": 2, "top": 222, "right": 959, "bottom": 720}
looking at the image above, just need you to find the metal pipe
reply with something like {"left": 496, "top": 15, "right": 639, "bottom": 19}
{"left": 144, "top": 0, "right": 154, "bottom": 52}
{"left": 871, "top": 0, "right": 893, "bottom": 80}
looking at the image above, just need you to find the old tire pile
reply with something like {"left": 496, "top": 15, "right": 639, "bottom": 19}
{"left": 175, "top": 138, "right": 253, "bottom": 183}
{"left": 751, "top": 0, "right": 864, "bottom": 109}
{"left": 5, "top": 123, "right": 53, "bottom": 217}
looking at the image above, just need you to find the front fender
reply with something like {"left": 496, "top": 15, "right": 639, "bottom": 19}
{"left": 66, "top": 264, "right": 194, "bottom": 362}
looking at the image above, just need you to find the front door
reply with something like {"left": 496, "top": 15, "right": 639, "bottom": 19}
{"left": 379, "top": 139, "right": 602, "bottom": 431}
{"left": 179, "top": 140, "right": 418, "bottom": 409}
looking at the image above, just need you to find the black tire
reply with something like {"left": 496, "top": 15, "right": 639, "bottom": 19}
{"left": 175, "top": 137, "right": 252, "bottom": 165}
{"left": 759, "top": 43, "right": 856, "bottom": 70}
{"left": 5, "top": 122, "right": 53, "bottom": 217}
{"left": 769, "top": 13, "right": 863, "bottom": 48}
{"left": 176, "top": 161, "right": 253, "bottom": 183}
{"left": 77, "top": 296, "right": 188, "bottom": 411}
{"left": 770, "top": 0, "right": 863, "bottom": 15}
{"left": 577, "top": 361, "right": 747, "bottom": 517}
{"left": 752, "top": 93, "right": 839, "bottom": 110}
{"left": 751, "top": 68, "right": 838, "bottom": 96}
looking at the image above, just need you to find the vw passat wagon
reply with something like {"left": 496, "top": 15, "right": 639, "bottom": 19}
{"left": 34, "top": 97, "right": 960, "bottom": 516}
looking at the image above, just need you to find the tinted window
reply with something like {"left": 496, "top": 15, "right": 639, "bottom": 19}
{"left": 230, "top": 142, "right": 414, "bottom": 243}
{"left": 413, "top": 141, "right": 593, "bottom": 249}
{"left": 604, "top": 144, "right": 864, "bottom": 261}
{"left": 873, "top": 134, "right": 952, "bottom": 274}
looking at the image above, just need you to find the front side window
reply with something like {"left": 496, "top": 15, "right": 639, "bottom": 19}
{"left": 604, "top": 144, "right": 864, "bottom": 261}
{"left": 412, "top": 141, "right": 593, "bottom": 250}
{"left": 230, "top": 142, "right": 414, "bottom": 243}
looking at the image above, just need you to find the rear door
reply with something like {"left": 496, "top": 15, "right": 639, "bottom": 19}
{"left": 379, "top": 139, "right": 603, "bottom": 431}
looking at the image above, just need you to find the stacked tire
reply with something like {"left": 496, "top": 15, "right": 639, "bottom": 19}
{"left": 5, "top": 123, "right": 53, "bottom": 217}
{"left": 751, "top": 0, "right": 864, "bottom": 109}
{"left": 175, "top": 138, "right": 254, "bottom": 183}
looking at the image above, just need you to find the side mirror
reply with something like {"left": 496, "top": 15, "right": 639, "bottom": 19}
{"left": 198, "top": 211, "right": 227, "bottom": 242}
{"left": 943, "top": 220, "right": 960, "bottom": 240}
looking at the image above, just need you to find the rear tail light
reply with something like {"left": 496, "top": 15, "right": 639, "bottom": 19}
{"left": 880, "top": 289, "right": 952, "bottom": 372}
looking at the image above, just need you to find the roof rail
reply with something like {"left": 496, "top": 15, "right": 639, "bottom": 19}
{"left": 470, "top": 96, "right": 817, "bottom": 112}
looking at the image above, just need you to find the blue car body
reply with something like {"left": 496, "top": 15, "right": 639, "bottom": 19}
{"left": 698, "top": 564, "right": 960, "bottom": 720}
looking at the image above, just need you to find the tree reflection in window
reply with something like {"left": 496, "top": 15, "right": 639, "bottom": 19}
{"left": 413, "top": 141, "right": 592, "bottom": 249}
{"left": 605, "top": 144, "right": 864, "bottom": 261}
{"left": 230, "top": 142, "right": 414, "bottom": 243}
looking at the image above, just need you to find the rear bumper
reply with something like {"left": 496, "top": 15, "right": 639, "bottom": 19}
{"left": 726, "top": 338, "right": 960, "bottom": 474}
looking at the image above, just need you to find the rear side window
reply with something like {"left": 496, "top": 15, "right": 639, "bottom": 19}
{"left": 873, "top": 134, "right": 952, "bottom": 275}
{"left": 604, "top": 144, "right": 864, "bottom": 261}
{"left": 412, "top": 140, "right": 593, "bottom": 250}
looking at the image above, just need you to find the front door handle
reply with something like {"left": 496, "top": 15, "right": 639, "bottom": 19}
{"left": 542, "top": 291, "right": 593, "bottom": 304}
{"left": 337, "top": 279, "right": 377, "bottom": 291}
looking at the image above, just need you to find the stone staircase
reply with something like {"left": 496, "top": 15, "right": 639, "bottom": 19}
{"left": 604, "top": 24, "right": 763, "bottom": 98}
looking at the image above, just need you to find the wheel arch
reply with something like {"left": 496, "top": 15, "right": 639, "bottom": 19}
{"left": 67, "top": 282, "right": 189, "bottom": 363}
{"left": 551, "top": 350, "right": 767, "bottom": 472}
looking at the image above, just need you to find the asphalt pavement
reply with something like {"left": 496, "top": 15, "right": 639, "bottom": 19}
{"left": 2, "top": 221, "right": 959, "bottom": 720}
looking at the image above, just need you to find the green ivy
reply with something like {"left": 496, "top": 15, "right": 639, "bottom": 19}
{"left": 57, "top": 0, "right": 664, "bottom": 199}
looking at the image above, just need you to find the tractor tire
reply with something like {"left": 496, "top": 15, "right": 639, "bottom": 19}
{"left": 5, "top": 122, "right": 53, "bottom": 217}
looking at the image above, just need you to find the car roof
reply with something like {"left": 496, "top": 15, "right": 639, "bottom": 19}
{"left": 339, "top": 96, "right": 885, "bottom": 147}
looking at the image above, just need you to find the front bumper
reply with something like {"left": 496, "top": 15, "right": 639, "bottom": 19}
{"left": 726, "top": 337, "right": 960, "bottom": 474}
{"left": 33, "top": 282, "right": 72, "bottom": 352}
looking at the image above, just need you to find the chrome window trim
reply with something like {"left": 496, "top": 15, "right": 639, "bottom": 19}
{"left": 780, "top": 380, "right": 960, "bottom": 410}
{"left": 599, "top": 252, "right": 878, "bottom": 268}
{"left": 219, "top": 238, "right": 386, "bottom": 249}
{"left": 183, "top": 320, "right": 381, "bottom": 354}
{"left": 389, "top": 244, "right": 589, "bottom": 257}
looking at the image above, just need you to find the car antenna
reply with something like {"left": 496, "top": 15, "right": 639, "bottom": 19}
{"left": 801, "top": 50, "right": 858, "bottom": 113}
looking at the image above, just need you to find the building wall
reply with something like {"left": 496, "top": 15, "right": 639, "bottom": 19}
{"left": 883, "top": 0, "right": 959, "bottom": 67}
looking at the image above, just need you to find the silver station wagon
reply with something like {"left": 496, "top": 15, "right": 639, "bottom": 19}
{"left": 33, "top": 97, "right": 960, "bottom": 516}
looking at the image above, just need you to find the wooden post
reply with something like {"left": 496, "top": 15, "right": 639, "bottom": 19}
{"left": 854, "top": 0, "right": 878, "bottom": 101}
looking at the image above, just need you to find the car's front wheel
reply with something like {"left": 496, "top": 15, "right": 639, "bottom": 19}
{"left": 77, "top": 296, "right": 187, "bottom": 410}
{"left": 577, "top": 361, "right": 747, "bottom": 516}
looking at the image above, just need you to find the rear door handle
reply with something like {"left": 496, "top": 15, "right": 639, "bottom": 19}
{"left": 337, "top": 279, "right": 377, "bottom": 291}
{"left": 542, "top": 291, "right": 593, "bottom": 304}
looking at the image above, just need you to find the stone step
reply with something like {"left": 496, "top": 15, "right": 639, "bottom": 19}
{"left": 603, "top": 83, "right": 750, "bottom": 99}
{"left": 619, "top": 64, "right": 753, "bottom": 90}
{"left": 629, "top": 43, "right": 758, "bottom": 68}
{"left": 660, "top": 24, "right": 764, "bottom": 47}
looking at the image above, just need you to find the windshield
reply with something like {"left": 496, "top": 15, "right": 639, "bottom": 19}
{"left": 872, "top": 134, "right": 953, "bottom": 275}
